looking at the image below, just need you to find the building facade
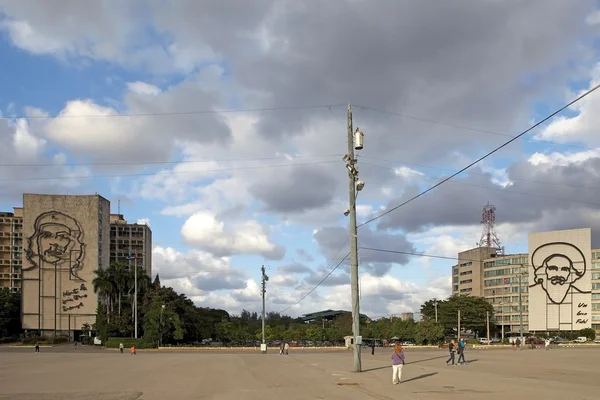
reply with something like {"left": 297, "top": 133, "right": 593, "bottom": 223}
{"left": 21, "top": 194, "right": 110, "bottom": 336}
{"left": 0, "top": 208, "right": 23, "bottom": 292}
{"left": 109, "top": 214, "right": 152, "bottom": 277}
{"left": 452, "top": 228, "right": 600, "bottom": 335}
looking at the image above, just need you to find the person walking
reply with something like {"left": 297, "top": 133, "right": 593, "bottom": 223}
{"left": 130, "top": 345, "right": 136, "bottom": 355}
{"left": 446, "top": 339, "right": 456, "bottom": 366}
{"left": 34, "top": 342, "right": 40, "bottom": 353}
{"left": 284, "top": 342, "right": 289, "bottom": 355}
{"left": 391, "top": 343, "right": 405, "bottom": 385}
{"left": 279, "top": 342, "right": 285, "bottom": 355}
{"left": 457, "top": 337, "right": 468, "bottom": 365}
{"left": 371, "top": 341, "right": 375, "bottom": 355}
{"left": 544, "top": 338, "right": 551, "bottom": 350}
{"left": 119, "top": 342, "right": 124, "bottom": 354}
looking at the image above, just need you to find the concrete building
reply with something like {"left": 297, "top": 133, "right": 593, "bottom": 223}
{"left": 451, "top": 228, "right": 600, "bottom": 336}
{"left": 0, "top": 208, "right": 23, "bottom": 292}
{"left": 109, "top": 214, "right": 152, "bottom": 277}
{"left": 21, "top": 194, "right": 110, "bottom": 336}
{"left": 400, "top": 312, "right": 414, "bottom": 321}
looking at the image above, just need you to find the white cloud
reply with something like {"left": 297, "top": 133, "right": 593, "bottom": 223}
{"left": 127, "top": 81, "right": 161, "bottom": 96}
{"left": 181, "top": 212, "right": 285, "bottom": 259}
{"left": 136, "top": 218, "right": 150, "bottom": 226}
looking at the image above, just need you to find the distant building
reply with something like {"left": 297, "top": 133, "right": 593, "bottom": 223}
{"left": 401, "top": 312, "right": 414, "bottom": 321}
{"left": 0, "top": 208, "right": 23, "bottom": 292}
{"left": 20, "top": 194, "right": 110, "bottom": 337}
{"left": 301, "top": 309, "right": 370, "bottom": 323}
{"left": 109, "top": 214, "right": 152, "bottom": 277}
{"left": 451, "top": 228, "right": 600, "bottom": 336}
{"left": 1, "top": 193, "right": 153, "bottom": 338}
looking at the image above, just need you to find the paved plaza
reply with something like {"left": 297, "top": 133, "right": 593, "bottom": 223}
{"left": 0, "top": 346, "right": 598, "bottom": 400}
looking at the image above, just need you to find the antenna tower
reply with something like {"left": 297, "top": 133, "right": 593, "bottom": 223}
{"left": 478, "top": 202, "right": 501, "bottom": 248}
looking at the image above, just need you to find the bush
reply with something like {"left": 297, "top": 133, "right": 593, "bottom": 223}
{"left": 105, "top": 337, "right": 157, "bottom": 349}
{"left": 22, "top": 335, "right": 70, "bottom": 345}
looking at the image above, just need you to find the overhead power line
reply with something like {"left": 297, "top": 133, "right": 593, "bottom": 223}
{"left": 0, "top": 153, "right": 342, "bottom": 168}
{"left": 359, "top": 161, "right": 600, "bottom": 206}
{"left": 353, "top": 104, "right": 595, "bottom": 152}
{"left": 0, "top": 159, "right": 338, "bottom": 182}
{"left": 360, "top": 246, "right": 527, "bottom": 264}
{"left": 0, "top": 104, "right": 347, "bottom": 120}
{"left": 357, "top": 82, "right": 600, "bottom": 228}
{"left": 278, "top": 251, "right": 350, "bottom": 314}
{"left": 359, "top": 157, "right": 600, "bottom": 191}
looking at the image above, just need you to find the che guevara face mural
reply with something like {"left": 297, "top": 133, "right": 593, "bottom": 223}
{"left": 23, "top": 211, "right": 86, "bottom": 282}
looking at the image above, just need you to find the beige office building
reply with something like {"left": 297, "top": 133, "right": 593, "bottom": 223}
{"left": 21, "top": 194, "right": 110, "bottom": 336}
{"left": 109, "top": 214, "right": 152, "bottom": 277}
{"left": 0, "top": 208, "right": 23, "bottom": 292}
{"left": 452, "top": 228, "right": 600, "bottom": 335}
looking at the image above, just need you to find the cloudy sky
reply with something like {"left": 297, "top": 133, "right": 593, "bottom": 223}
{"left": 2, "top": 0, "right": 600, "bottom": 319}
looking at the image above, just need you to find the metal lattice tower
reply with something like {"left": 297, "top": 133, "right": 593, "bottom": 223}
{"left": 478, "top": 202, "right": 501, "bottom": 248}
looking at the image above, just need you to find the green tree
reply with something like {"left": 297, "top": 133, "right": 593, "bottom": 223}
{"left": 421, "top": 295, "right": 493, "bottom": 337}
{"left": 0, "top": 288, "right": 20, "bottom": 338}
{"left": 414, "top": 319, "right": 444, "bottom": 345}
{"left": 143, "top": 297, "right": 183, "bottom": 344}
{"left": 579, "top": 328, "right": 596, "bottom": 341}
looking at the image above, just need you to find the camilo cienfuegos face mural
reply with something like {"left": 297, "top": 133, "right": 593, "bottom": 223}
{"left": 23, "top": 211, "right": 86, "bottom": 282}
{"left": 529, "top": 237, "right": 592, "bottom": 331}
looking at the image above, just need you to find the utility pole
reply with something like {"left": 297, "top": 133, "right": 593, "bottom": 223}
{"left": 126, "top": 254, "right": 138, "bottom": 339}
{"left": 261, "top": 265, "right": 268, "bottom": 354}
{"left": 457, "top": 309, "right": 461, "bottom": 340}
{"left": 345, "top": 103, "right": 363, "bottom": 373}
{"left": 433, "top": 299, "right": 438, "bottom": 322}
{"left": 518, "top": 264, "right": 525, "bottom": 347}
{"left": 486, "top": 311, "right": 490, "bottom": 343}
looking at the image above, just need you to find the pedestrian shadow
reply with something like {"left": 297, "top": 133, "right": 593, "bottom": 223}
{"left": 403, "top": 372, "right": 438, "bottom": 383}
{"left": 363, "top": 356, "right": 447, "bottom": 372}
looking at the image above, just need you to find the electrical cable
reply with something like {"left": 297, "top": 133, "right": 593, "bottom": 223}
{"left": 357, "top": 83, "right": 600, "bottom": 228}
{"left": 359, "top": 246, "right": 528, "bottom": 264}
{"left": 278, "top": 246, "right": 350, "bottom": 314}
{"left": 359, "top": 161, "right": 600, "bottom": 207}
{"left": 359, "top": 157, "right": 600, "bottom": 191}
{"left": 0, "top": 159, "right": 339, "bottom": 182}
{"left": 0, "top": 103, "right": 347, "bottom": 120}
{"left": 353, "top": 104, "right": 595, "bottom": 152}
{"left": 0, "top": 153, "right": 342, "bottom": 168}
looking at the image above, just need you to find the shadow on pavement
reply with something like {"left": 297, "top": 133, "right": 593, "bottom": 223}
{"left": 362, "top": 355, "right": 447, "bottom": 372}
{"left": 403, "top": 372, "right": 438, "bottom": 383}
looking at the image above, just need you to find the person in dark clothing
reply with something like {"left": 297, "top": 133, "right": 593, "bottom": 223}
{"left": 371, "top": 341, "right": 375, "bottom": 355}
{"left": 34, "top": 342, "right": 40, "bottom": 353}
{"left": 446, "top": 340, "right": 456, "bottom": 366}
{"left": 457, "top": 337, "right": 468, "bottom": 365}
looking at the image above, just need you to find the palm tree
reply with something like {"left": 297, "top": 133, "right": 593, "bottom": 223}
{"left": 92, "top": 269, "right": 114, "bottom": 322}
{"left": 110, "top": 263, "right": 129, "bottom": 316}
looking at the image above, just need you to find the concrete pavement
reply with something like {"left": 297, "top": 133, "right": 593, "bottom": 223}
{"left": 1, "top": 346, "right": 598, "bottom": 399}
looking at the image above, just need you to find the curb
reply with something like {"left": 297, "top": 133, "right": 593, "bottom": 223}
{"left": 8, "top": 345, "right": 55, "bottom": 348}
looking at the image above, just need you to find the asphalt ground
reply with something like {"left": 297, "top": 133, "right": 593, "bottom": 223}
{"left": 0, "top": 345, "right": 597, "bottom": 400}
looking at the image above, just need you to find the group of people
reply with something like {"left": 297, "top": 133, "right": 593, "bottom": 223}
{"left": 279, "top": 342, "right": 290, "bottom": 355}
{"left": 446, "top": 338, "right": 469, "bottom": 366}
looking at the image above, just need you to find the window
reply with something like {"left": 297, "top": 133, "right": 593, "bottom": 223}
{"left": 592, "top": 303, "right": 600, "bottom": 311}
{"left": 592, "top": 262, "right": 600, "bottom": 270}
{"left": 459, "top": 270, "right": 472, "bottom": 276}
{"left": 453, "top": 285, "right": 458, "bottom": 292}
{"left": 592, "top": 293, "right": 600, "bottom": 300}
{"left": 453, "top": 268, "right": 459, "bottom": 275}
{"left": 453, "top": 277, "right": 459, "bottom": 283}
{"left": 460, "top": 279, "right": 472, "bottom": 284}
{"left": 460, "top": 288, "right": 472, "bottom": 293}
{"left": 593, "top": 283, "right": 600, "bottom": 290}
{"left": 592, "top": 272, "right": 600, "bottom": 280}
{"left": 459, "top": 262, "right": 473, "bottom": 267}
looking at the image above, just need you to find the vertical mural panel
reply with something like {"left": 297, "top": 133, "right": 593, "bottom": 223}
{"left": 528, "top": 229, "right": 592, "bottom": 331}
